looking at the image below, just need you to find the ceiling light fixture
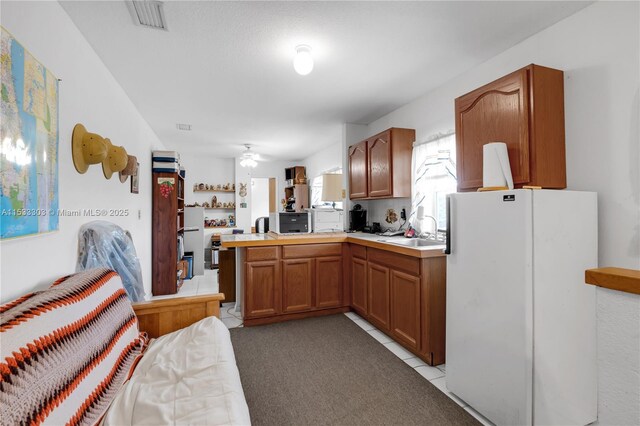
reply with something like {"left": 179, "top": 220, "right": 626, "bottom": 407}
{"left": 240, "top": 145, "right": 258, "bottom": 168}
{"left": 293, "top": 45, "right": 314, "bottom": 76}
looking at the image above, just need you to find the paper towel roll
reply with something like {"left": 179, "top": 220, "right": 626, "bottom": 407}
{"left": 483, "top": 142, "right": 514, "bottom": 189}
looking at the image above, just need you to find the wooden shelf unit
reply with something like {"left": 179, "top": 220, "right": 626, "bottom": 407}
{"left": 284, "top": 166, "right": 309, "bottom": 212}
{"left": 152, "top": 170, "right": 185, "bottom": 296}
{"left": 205, "top": 225, "right": 236, "bottom": 229}
{"left": 193, "top": 189, "right": 235, "bottom": 193}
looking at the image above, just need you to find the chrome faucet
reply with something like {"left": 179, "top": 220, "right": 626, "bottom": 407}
{"left": 421, "top": 215, "right": 440, "bottom": 240}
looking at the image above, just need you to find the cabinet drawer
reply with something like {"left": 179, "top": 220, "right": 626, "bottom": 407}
{"left": 282, "top": 243, "right": 342, "bottom": 259}
{"left": 246, "top": 246, "right": 280, "bottom": 262}
{"left": 368, "top": 248, "right": 419, "bottom": 276}
{"left": 350, "top": 244, "right": 367, "bottom": 260}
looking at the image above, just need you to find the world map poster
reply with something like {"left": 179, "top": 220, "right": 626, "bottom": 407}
{"left": 1, "top": 28, "right": 59, "bottom": 239}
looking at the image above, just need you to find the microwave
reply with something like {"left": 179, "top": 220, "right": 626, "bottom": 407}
{"left": 269, "top": 211, "right": 311, "bottom": 234}
{"left": 310, "top": 209, "right": 344, "bottom": 233}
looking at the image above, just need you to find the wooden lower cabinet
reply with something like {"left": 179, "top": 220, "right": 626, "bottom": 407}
{"left": 420, "top": 257, "right": 447, "bottom": 366}
{"left": 367, "top": 262, "right": 391, "bottom": 331}
{"left": 244, "top": 244, "right": 348, "bottom": 324}
{"left": 390, "top": 269, "right": 421, "bottom": 351}
{"left": 282, "top": 259, "right": 314, "bottom": 313}
{"left": 316, "top": 257, "right": 343, "bottom": 309}
{"left": 349, "top": 244, "right": 446, "bottom": 366}
{"left": 245, "top": 260, "right": 281, "bottom": 318}
{"left": 351, "top": 257, "right": 368, "bottom": 315}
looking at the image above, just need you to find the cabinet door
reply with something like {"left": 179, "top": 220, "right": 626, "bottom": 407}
{"left": 351, "top": 257, "right": 368, "bottom": 315}
{"left": 282, "top": 259, "right": 314, "bottom": 313}
{"left": 245, "top": 261, "right": 281, "bottom": 318}
{"left": 349, "top": 141, "right": 368, "bottom": 199}
{"left": 367, "top": 262, "right": 391, "bottom": 331}
{"left": 367, "top": 131, "right": 393, "bottom": 198}
{"left": 455, "top": 69, "right": 530, "bottom": 191}
{"left": 316, "top": 257, "right": 343, "bottom": 309}
{"left": 390, "top": 269, "right": 421, "bottom": 351}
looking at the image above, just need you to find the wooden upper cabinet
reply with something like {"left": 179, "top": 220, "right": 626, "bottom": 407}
{"left": 455, "top": 64, "right": 566, "bottom": 191}
{"left": 348, "top": 141, "right": 368, "bottom": 199}
{"left": 367, "top": 131, "right": 393, "bottom": 197}
{"left": 348, "top": 128, "right": 415, "bottom": 200}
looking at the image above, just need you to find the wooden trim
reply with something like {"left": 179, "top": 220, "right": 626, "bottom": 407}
{"left": 132, "top": 293, "right": 225, "bottom": 338}
{"left": 585, "top": 267, "right": 640, "bottom": 295}
{"left": 243, "top": 306, "right": 349, "bottom": 327}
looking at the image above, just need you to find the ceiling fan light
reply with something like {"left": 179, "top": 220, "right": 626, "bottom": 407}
{"left": 293, "top": 45, "right": 313, "bottom": 76}
{"left": 240, "top": 157, "right": 257, "bottom": 168}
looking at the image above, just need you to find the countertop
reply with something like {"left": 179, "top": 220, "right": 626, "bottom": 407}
{"left": 221, "top": 232, "right": 446, "bottom": 258}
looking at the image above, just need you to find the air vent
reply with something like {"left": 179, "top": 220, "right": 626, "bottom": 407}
{"left": 127, "top": 1, "right": 168, "bottom": 31}
{"left": 176, "top": 123, "right": 192, "bottom": 131}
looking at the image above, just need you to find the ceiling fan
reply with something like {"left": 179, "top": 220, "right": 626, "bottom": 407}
{"left": 239, "top": 144, "right": 262, "bottom": 168}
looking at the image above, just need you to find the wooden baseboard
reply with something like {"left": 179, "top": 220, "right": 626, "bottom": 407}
{"left": 132, "top": 293, "right": 225, "bottom": 338}
{"left": 244, "top": 306, "right": 349, "bottom": 327}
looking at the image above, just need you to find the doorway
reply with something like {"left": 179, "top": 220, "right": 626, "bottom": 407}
{"left": 251, "top": 177, "right": 276, "bottom": 232}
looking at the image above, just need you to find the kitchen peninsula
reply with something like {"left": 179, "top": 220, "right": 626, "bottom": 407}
{"left": 221, "top": 232, "right": 447, "bottom": 365}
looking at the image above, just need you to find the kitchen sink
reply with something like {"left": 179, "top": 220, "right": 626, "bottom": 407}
{"left": 378, "top": 238, "right": 445, "bottom": 248}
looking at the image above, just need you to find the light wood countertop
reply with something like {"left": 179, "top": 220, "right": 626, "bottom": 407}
{"left": 221, "top": 232, "right": 446, "bottom": 258}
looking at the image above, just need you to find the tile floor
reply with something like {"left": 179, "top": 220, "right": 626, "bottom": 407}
{"left": 344, "top": 311, "right": 494, "bottom": 425}
{"left": 222, "top": 307, "right": 493, "bottom": 425}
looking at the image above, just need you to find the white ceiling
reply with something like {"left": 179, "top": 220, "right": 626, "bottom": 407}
{"left": 60, "top": 1, "right": 590, "bottom": 160}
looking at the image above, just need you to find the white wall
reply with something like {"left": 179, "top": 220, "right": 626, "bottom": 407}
{"left": 364, "top": 3, "right": 640, "bottom": 424}
{"left": 303, "top": 141, "right": 343, "bottom": 182}
{"left": 0, "top": 1, "right": 166, "bottom": 303}
{"left": 180, "top": 153, "right": 235, "bottom": 245}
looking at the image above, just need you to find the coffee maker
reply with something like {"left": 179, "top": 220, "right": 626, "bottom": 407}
{"left": 349, "top": 204, "right": 367, "bottom": 232}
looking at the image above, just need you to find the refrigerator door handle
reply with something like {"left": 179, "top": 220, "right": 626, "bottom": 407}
{"left": 445, "top": 195, "right": 452, "bottom": 254}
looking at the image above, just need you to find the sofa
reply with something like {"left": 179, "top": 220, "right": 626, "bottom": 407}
{"left": 0, "top": 268, "right": 251, "bottom": 425}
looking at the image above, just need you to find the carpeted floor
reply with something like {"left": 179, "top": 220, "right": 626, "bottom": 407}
{"left": 230, "top": 314, "right": 478, "bottom": 426}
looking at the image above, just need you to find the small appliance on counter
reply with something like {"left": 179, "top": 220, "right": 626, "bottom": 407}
{"left": 254, "top": 216, "right": 269, "bottom": 233}
{"left": 309, "top": 208, "right": 344, "bottom": 233}
{"left": 269, "top": 211, "right": 311, "bottom": 234}
{"left": 349, "top": 204, "right": 367, "bottom": 232}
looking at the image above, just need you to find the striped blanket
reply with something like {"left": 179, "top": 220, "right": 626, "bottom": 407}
{"left": 0, "top": 268, "right": 148, "bottom": 426}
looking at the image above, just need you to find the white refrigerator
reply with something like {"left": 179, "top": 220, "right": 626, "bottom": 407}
{"left": 445, "top": 189, "right": 597, "bottom": 426}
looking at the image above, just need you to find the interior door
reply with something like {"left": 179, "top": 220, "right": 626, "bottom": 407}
{"left": 446, "top": 190, "right": 533, "bottom": 426}
{"left": 367, "top": 131, "right": 393, "bottom": 197}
